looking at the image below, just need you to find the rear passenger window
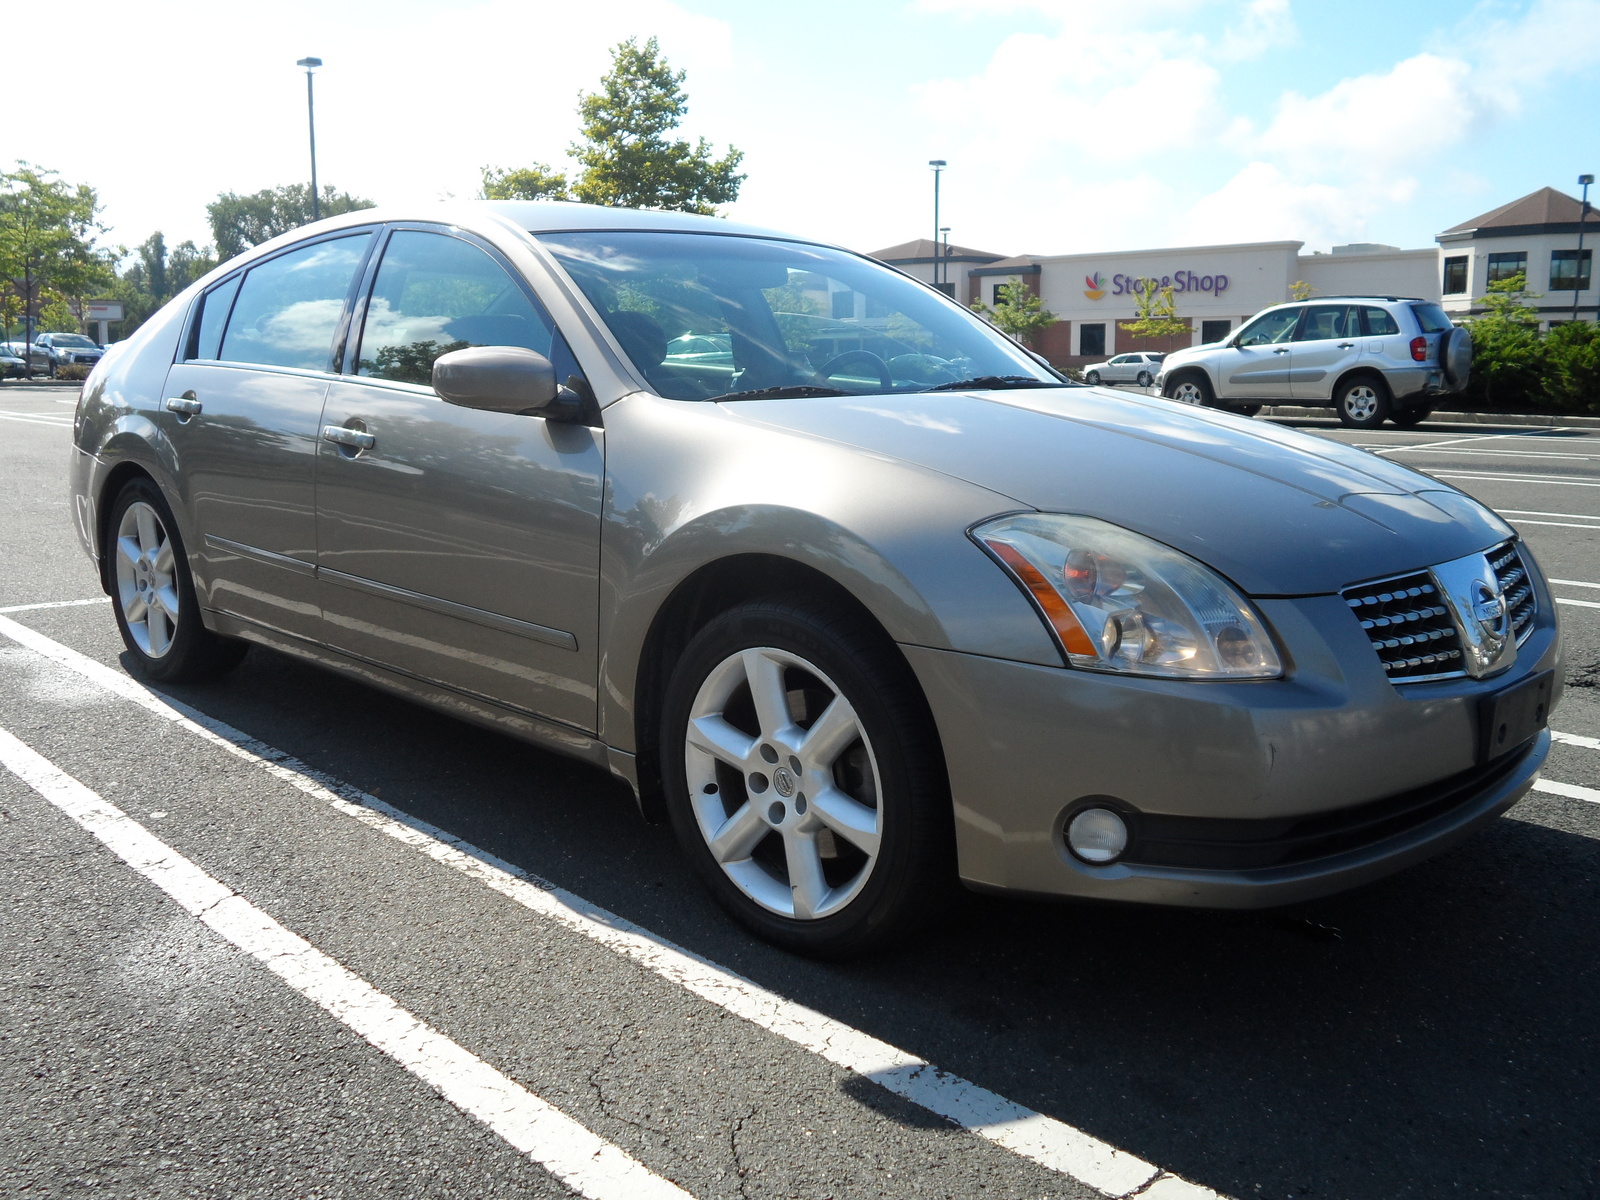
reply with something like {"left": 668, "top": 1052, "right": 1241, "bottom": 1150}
{"left": 1361, "top": 307, "right": 1400, "bottom": 336}
{"left": 356, "top": 230, "right": 555, "bottom": 384}
{"left": 218, "top": 234, "right": 373, "bottom": 371}
{"left": 190, "top": 275, "right": 241, "bottom": 361}
{"left": 1294, "top": 305, "right": 1357, "bottom": 341}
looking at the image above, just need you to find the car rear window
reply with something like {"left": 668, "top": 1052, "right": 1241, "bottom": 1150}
{"left": 1410, "top": 303, "right": 1454, "bottom": 334}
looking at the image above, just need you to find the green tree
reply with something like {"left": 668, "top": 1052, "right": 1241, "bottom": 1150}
{"left": 480, "top": 164, "right": 570, "bottom": 201}
{"left": 111, "top": 231, "right": 218, "bottom": 337}
{"left": 1118, "top": 280, "right": 1187, "bottom": 342}
{"left": 207, "top": 183, "right": 375, "bottom": 260}
{"left": 1461, "top": 272, "right": 1546, "bottom": 409}
{"left": 0, "top": 163, "right": 113, "bottom": 353}
{"left": 971, "top": 281, "right": 1057, "bottom": 347}
{"left": 1542, "top": 320, "right": 1600, "bottom": 413}
{"left": 569, "top": 37, "right": 745, "bottom": 213}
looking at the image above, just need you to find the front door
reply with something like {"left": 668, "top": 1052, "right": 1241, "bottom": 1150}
{"left": 314, "top": 227, "right": 605, "bottom": 733}
{"left": 1215, "top": 306, "right": 1301, "bottom": 399}
{"left": 162, "top": 230, "right": 375, "bottom": 641}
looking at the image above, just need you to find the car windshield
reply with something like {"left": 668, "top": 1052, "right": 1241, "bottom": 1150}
{"left": 536, "top": 230, "right": 1058, "bottom": 401}
{"left": 50, "top": 334, "right": 97, "bottom": 347}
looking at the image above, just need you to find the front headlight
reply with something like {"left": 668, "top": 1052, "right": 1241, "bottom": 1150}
{"left": 972, "top": 513, "right": 1282, "bottom": 679}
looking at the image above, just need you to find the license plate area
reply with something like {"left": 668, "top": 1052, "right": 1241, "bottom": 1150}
{"left": 1478, "top": 669, "right": 1553, "bottom": 763}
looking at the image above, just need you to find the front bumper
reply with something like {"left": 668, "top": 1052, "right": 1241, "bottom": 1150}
{"left": 905, "top": 591, "right": 1559, "bottom": 908}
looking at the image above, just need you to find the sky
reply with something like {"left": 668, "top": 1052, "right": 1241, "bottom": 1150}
{"left": 9, "top": 0, "right": 1599, "bottom": 264}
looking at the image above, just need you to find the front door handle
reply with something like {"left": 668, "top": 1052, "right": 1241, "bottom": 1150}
{"left": 322, "top": 424, "right": 376, "bottom": 451}
{"left": 1272, "top": 348, "right": 1290, "bottom": 355}
{"left": 164, "top": 396, "right": 202, "bottom": 415}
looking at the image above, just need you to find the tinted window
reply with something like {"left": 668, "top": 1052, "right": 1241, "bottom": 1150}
{"left": 1486, "top": 252, "right": 1527, "bottom": 284}
{"left": 1409, "top": 304, "right": 1453, "bottom": 334}
{"left": 191, "top": 275, "right": 241, "bottom": 361}
{"left": 1235, "top": 308, "right": 1300, "bottom": 346}
{"left": 357, "top": 230, "right": 555, "bottom": 384}
{"left": 1362, "top": 307, "right": 1401, "bottom": 336}
{"left": 1200, "top": 319, "right": 1232, "bottom": 344}
{"left": 1442, "top": 255, "right": 1468, "bottom": 295}
{"left": 1294, "top": 305, "right": 1357, "bottom": 341}
{"left": 1551, "top": 249, "right": 1593, "bottom": 291}
{"left": 1079, "top": 323, "right": 1106, "bottom": 357}
{"left": 219, "top": 234, "right": 372, "bottom": 370}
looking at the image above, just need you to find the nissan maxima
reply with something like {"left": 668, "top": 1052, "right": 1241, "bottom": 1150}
{"left": 70, "top": 202, "right": 1560, "bottom": 955}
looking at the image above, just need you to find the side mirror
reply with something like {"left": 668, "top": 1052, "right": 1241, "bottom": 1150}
{"left": 432, "top": 345, "right": 561, "bottom": 415}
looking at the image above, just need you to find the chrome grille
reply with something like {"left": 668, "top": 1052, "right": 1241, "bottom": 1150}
{"left": 1489, "top": 541, "right": 1537, "bottom": 646}
{"left": 1342, "top": 570, "right": 1463, "bottom": 682}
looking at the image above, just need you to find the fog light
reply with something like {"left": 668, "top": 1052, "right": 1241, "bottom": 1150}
{"left": 1067, "top": 807, "right": 1128, "bottom": 864}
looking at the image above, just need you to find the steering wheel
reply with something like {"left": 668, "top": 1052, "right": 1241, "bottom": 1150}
{"left": 817, "top": 350, "right": 892, "bottom": 391}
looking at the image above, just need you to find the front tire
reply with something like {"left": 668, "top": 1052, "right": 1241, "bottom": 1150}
{"left": 1335, "top": 376, "right": 1391, "bottom": 429}
{"left": 1163, "top": 373, "right": 1214, "bottom": 406}
{"left": 1085, "top": 370, "right": 1101, "bottom": 385}
{"left": 660, "top": 600, "right": 953, "bottom": 957}
{"left": 108, "top": 478, "right": 248, "bottom": 683}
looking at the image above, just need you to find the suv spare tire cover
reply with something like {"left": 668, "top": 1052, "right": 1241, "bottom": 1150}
{"left": 1442, "top": 325, "right": 1472, "bottom": 387}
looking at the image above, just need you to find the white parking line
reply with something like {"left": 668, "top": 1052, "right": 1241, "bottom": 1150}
{"left": 1553, "top": 731, "right": 1600, "bottom": 751}
{"left": 1534, "top": 779, "right": 1600, "bottom": 805}
{"left": 1550, "top": 578, "right": 1600, "bottom": 590}
{"left": 0, "top": 612, "right": 1220, "bottom": 1199}
{"left": 1496, "top": 510, "right": 1600, "bottom": 522}
{"left": 0, "top": 724, "right": 692, "bottom": 1200}
{"left": 1511, "top": 521, "right": 1600, "bottom": 529}
{"left": 0, "top": 412, "right": 73, "bottom": 428}
{"left": 1433, "top": 472, "right": 1600, "bottom": 489}
{"left": 1377, "top": 448, "right": 1600, "bottom": 462}
{"left": 0, "top": 597, "right": 111, "bottom": 614}
{"left": 1556, "top": 597, "right": 1600, "bottom": 610}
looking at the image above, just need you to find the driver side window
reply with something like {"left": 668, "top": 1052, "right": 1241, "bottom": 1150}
{"left": 1235, "top": 308, "right": 1301, "bottom": 347}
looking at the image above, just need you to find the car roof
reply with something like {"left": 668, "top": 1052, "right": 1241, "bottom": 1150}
{"left": 480, "top": 200, "right": 799, "bottom": 241}
{"left": 1286, "top": 295, "right": 1430, "bottom": 304}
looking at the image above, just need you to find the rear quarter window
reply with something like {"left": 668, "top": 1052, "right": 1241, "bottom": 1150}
{"left": 1361, "top": 307, "right": 1401, "bottom": 336}
{"left": 1410, "top": 303, "right": 1454, "bottom": 334}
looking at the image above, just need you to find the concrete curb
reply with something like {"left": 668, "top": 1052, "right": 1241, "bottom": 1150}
{"left": 1260, "top": 405, "right": 1600, "bottom": 429}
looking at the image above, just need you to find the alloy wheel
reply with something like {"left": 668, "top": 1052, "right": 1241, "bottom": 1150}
{"left": 683, "top": 646, "right": 882, "bottom": 920}
{"left": 1171, "top": 380, "right": 1205, "bottom": 405}
{"left": 114, "top": 501, "right": 180, "bottom": 658}
{"left": 1342, "top": 385, "right": 1380, "bottom": 422}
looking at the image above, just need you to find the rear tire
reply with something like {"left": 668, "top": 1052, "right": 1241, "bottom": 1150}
{"left": 107, "top": 478, "right": 248, "bottom": 683}
{"left": 1136, "top": 371, "right": 1152, "bottom": 387}
{"left": 1391, "top": 405, "right": 1432, "bottom": 428}
{"left": 1335, "top": 376, "right": 1391, "bottom": 429}
{"left": 1227, "top": 403, "right": 1263, "bottom": 417}
{"left": 660, "top": 600, "right": 953, "bottom": 957}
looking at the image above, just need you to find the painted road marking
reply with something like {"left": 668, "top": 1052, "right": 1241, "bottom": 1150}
{"left": 1511, "top": 521, "right": 1600, "bottom": 529}
{"left": 0, "top": 597, "right": 111, "bottom": 614}
{"left": 0, "top": 611, "right": 1220, "bottom": 1200}
{"left": 1556, "top": 597, "right": 1600, "bottom": 610}
{"left": 0, "top": 724, "right": 692, "bottom": 1200}
{"left": 1534, "top": 779, "right": 1600, "bottom": 805}
{"left": 0, "top": 412, "right": 73, "bottom": 428}
{"left": 1553, "top": 731, "right": 1600, "bottom": 751}
{"left": 1377, "top": 448, "right": 1600, "bottom": 462}
{"left": 1549, "top": 578, "right": 1600, "bottom": 590}
{"left": 1433, "top": 472, "right": 1600, "bottom": 489}
{"left": 1496, "top": 511, "right": 1600, "bottom": 523}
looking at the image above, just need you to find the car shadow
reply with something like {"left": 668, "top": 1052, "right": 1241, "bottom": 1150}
{"left": 142, "top": 643, "right": 1600, "bottom": 1200}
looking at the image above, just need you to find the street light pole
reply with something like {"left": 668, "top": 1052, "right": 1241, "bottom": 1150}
{"left": 928, "top": 160, "right": 946, "bottom": 289}
{"left": 297, "top": 57, "right": 323, "bottom": 221}
{"left": 939, "top": 226, "right": 950, "bottom": 296}
{"left": 1574, "top": 173, "right": 1594, "bottom": 324}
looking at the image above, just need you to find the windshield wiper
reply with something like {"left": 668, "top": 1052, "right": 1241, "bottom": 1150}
{"left": 923, "top": 375, "right": 1065, "bottom": 392}
{"left": 707, "top": 385, "right": 852, "bottom": 403}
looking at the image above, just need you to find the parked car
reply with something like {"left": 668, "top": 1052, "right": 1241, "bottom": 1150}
{"left": 1, "top": 340, "right": 51, "bottom": 374}
{"left": 71, "top": 203, "right": 1558, "bottom": 955}
{"left": 1083, "top": 352, "right": 1163, "bottom": 387}
{"left": 1155, "top": 296, "right": 1471, "bottom": 428}
{"left": 0, "top": 350, "right": 25, "bottom": 379}
{"left": 33, "top": 331, "right": 106, "bottom": 375}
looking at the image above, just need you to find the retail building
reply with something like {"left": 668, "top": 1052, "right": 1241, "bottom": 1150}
{"left": 871, "top": 186, "right": 1595, "bottom": 369}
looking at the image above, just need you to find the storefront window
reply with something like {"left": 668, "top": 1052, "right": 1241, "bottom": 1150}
{"left": 1486, "top": 252, "right": 1527, "bottom": 284}
{"left": 1079, "top": 323, "right": 1105, "bottom": 357}
{"left": 1551, "top": 249, "right": 1593, "bottom": 292}
{"left": 1200, "top": 319, "right": 1232, "bottom": 344}
{"left": 1442, "top": 256, "right": 1468, "bottom": 295}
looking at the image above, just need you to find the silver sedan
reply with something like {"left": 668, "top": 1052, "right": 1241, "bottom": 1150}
{"left": 70, "top": 202, "right": 1560, "bottom": 956}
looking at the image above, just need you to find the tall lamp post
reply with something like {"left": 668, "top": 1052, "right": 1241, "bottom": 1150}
{"left": 938, "top": 226, "right": 951, "bottom": 295}
{"left": 297, "top": 57, "right": 323, "bottom": 221}
{"left": 1574, "top": 173, "right": 1594, "bottom": 324}
{"left": 928, "top": 160, "right": 946, "bottom": 289}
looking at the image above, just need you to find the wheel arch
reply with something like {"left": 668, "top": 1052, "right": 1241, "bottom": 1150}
{"left": 1331, "top": 366, "right": 1391, "bottom": 401}
{"left": 94, "top": 459, "right": 158, "bottom": 595}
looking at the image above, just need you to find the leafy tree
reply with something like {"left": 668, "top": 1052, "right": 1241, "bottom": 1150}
{"left": 480, "top": 164, "right": 570, "bottom": 202}
{"left": 971, "top": 280, "right": 1057, "bottom": 347}
{"left": 569, "top": 37, "right": 745, "bottom": 213}
{"left": 0, "top": 163, "right": 113, "bottom": 355}
{"left": 1542, "top": 319, "right": 1600, "bottom": 413}
{"left": 1289, "top": 280, "right": 1314, "bottom": 301}
{"left": 111, "top": 231, "right": 218, "bottom": 337}
{"left": 207, "top": 183, "right": 375, "bottom": 260}
{"left": 1118, "top": 281, "right": 1187, "bottom": 342}
{"left": 1461, "top": 272, "right": 1546, "bottom": 409}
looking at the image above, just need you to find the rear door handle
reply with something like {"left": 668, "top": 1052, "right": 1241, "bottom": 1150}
{"left": 164, "top": 397, "right": 202, "bottom": 415}
{"left": 322, "top": 424, "right": 376, "bottom": 451}
{"left": 1338, "top": 341, "right": 1356, "bottom": 348}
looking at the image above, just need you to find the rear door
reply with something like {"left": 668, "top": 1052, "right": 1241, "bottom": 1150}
{"left": 161, "top": 230, "right": 376, "bottom": 641}
{"left": 1289, "top": 304, "right": 1360, "bottom": 401}
{"left": 314, "top": 225, "right": 605, "bottom": 733}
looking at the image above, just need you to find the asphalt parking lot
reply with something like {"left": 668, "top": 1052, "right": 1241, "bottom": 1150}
{"left": 2, "top": 382, "right": 1597, "bottom": 1200}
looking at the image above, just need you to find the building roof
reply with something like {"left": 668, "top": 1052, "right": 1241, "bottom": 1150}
{"left": 869, "top": 238, "right": 1009, "bottom": 264}
{"left": 971, "top": 254, "right": 1042, "bottom": 276}
{"left": 1440, "top": 187, "right": 1594, "bottom": 238}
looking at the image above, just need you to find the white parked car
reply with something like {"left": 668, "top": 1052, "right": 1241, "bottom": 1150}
{"left": 1083, "top": 352, "right": 1163, "bottom": 387}
{"left": 1155, "top": 297, "right": 1471, "bottom": 428}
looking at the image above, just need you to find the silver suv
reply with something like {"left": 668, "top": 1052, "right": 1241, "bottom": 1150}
{"left": 1154, "top": 297, "right": 1472, "bottom": 428}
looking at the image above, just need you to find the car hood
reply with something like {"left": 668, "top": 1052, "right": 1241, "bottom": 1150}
{"left": 730, "top": 386, "right": 1513, "bottom": 595}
